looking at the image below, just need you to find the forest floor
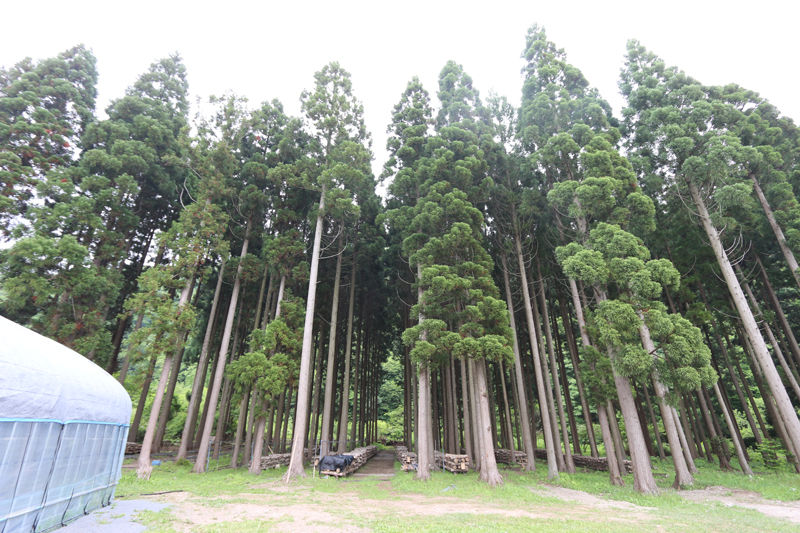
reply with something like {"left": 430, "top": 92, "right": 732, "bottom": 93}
{"left": 114, "top": 450, "right": 800, "bottom": 532}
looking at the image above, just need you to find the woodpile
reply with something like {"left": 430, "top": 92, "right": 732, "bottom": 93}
{"left": 493, "top": 448, "right": 632, "bottom": 473}
{"left": 494, "top": 448, "right": 527, "bottom": 465}
{"left": 397, "top": 448, "right": 422, "bottom": 472}
{"left": 125, "top": 442, "right": 142, "bottom": 455}
{"left": 319, "top": 445, "right": 377, "bottom": 477}
{"left": 395, "top": 446, "right": 409, "bottom": 463}
{"left": 435, "top": 450, "right": 469, "bottom": 473}
{"left": 258, "top": 453, "right": 292, "bottom": 469}
{"left": 570, "top": 452, "right": 633, "bottom": 473}
{"left": 397, "top": 448, "right": 467, "bottom": 472}
{"left": 529, "top": 449, "right": 633, "bottom": 473}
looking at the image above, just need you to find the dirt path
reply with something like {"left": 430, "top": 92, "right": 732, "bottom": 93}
{"left": 349, "top": 449, "right": 395, "bottom": 478}
{"left": 535, "top": 485, "right": 657, "bottom": 512}
{"left": 679, "top": 485, "right": 800, "bottom": 524}
{"left": 154, "top": 482, "right": 656, "bottom": 533}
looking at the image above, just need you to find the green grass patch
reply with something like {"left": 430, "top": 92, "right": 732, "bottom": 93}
{"left": 118, "top": 454, "right": 800, "bottom": 533}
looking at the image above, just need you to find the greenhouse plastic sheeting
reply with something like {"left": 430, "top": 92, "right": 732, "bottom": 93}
{"left": 0, "top": 317, "right": 132, "bottom": 533}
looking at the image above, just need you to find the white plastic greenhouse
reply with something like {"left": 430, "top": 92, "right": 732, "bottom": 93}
{"left": 0, "top": 316, "right": 131, "bottom": 533}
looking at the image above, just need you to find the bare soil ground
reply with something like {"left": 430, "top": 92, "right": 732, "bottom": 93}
{"left": 679, "top": 485, "right": 800, "bottom": 524}
{"left": 154, "top": 483, "right": 664, "bottom": 533}
{"left": 118, "top": 452, "right": 800, "bottom": 532}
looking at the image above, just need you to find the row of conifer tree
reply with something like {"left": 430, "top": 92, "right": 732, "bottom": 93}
{"left": 2, "top": 24, "right": 800, "bottom": 493}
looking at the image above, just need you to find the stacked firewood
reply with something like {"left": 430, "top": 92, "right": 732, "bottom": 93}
{"left": 395, "top": 446, "right": 409, "bottom": 463}
{"left": 319, "top": 445, "right": 378, "bottom": 477}
{"left": 571, "top": 453, "right": 633, "bottom": 473}
{"left": 258, "top": 453, "right": 292, "bottom": 469}
{"left": 435, "top": 450, "right": 470, "bottom": 473}
{"left": 528, "top": 449, "right": 633, "bottom": 473}
{"left": 494, "top": 448, "right": 528, "bottom": 465}
{"left": 399, "top": 450, "right": 417, "bottom": 472}
{"left": 125, "top": 442, "right": 142, "bottom": 455}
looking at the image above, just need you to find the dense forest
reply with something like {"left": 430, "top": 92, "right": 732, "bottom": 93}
{"left": 3, "top": 23, "right": 800, "bottom": 494}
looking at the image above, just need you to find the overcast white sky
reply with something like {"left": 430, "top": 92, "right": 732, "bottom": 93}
{"left": 2, "top": 0, "right": 798, "bottom": 184}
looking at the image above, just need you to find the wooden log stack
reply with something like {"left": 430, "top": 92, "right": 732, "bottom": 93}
{"left": 400, "top": 451, "right": 416, "bottom": 472}
{"left": 493, "top": 448, "right": 632, "bottom": 473}
{"left": 258, "top": 453, "right": 292, "bottom": 469}
{"left": 525, "top": 449, "right": 633, "bottom": 473}
{"left": 494, "top": 448, "right": 528, "bottom": 465}
{"left": 319, "top": 445, "right": 378, "bottom": 477}
{"left": 125, "top": 442, "right": 142, "bottom": 455}
{"left": 435, "top": 450, "right": 469, "bottom": 473}
{"left": 395, "top": 446, "right": 409, "bottom": 463}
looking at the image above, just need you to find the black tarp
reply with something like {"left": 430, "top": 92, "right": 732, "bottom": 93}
{"left": 318, "top": 454, "right": 354, "bottom": 471}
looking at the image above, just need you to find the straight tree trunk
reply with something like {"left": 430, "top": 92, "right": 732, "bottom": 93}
{"left": 500, "top": 254, "right": 536, "bottom": 470}
{"left": 319, "top": 235, "right": 344, "bottom": 457}
{"left": 634, "top": 387, "right": 654, "bottom": 458}
{"left": 553, "top": 311, "right": 580, "bottom": 456}
{"left": 337, "top": 258, "right": 358, "bottom": 452}
{"left": 130, "top": 352, "right": 158, "bottom": 442}
{"left": 247, "top": 393, "right": 271, "bottom": 476}
{"left": 243, "top": 389, "right": 259, "bottom": 468}
{"left": 530, "top": 270, "right": 564, "bottom": 471}
{"left": 231, "top": 389, "right": 249, "bottom": 467}
{"left": 567, "top": 278, "right": 620, "bottom": 482}
{"left": 460, "top": 358, "right": 474, "bottom": 468}
{"left": 677, "top": 397, "right": 698, "bottom": 460}
{"left": 285, "top": 187, "right": 326, "bottom": 481}
{"left": 249, "top": 276, "right": 287, "bottom": 473}
{"left": 688, "top": 393, "right": 712, "bottom": 462}
{"left": 751, "top": 173, "right": 800, "bottom": 290}
{"left": 591, "top": 278, "right": 657, "bottom": 493}
{"left": 195, "top": 343, "right": 219, "bottom": 450}
{"left": 474, "top": 358, "right": 503, "bottom": 486}
{"left": 138, "top": 275, "right": 195, "bottom": 479}
{"left": 696, "top": 287, "right": 764, "bottom": 446}
{"left": 696, "top": 387, "right": 731, "bottom": 469}
{"left": 350, "top": 324, "right": 362, "bottom": 449}
{"left": 514, "top": 234, "right": 558, "bottom": 478}
{"left": 177, "top": 260, "right": 226, "bottom": 461}
{"left": 687, "top": 181, "right": 800, "bottom": 457}
{"left": 154, "top": 335, "right": 188, "bottom": 451}
{"left": 467, "top": 358, "right": 483, "bottom": 472}
{"left": 609, "top": 401, "right": 628, "bottom": 468}
{"left": 253, "top": 264, "right": 269, "bottom": 331}
{"left": 282, "top": 386, "right": 294, "bottom": 453}
{"left": 537, "top": 264, "right": 575, "bottom": 472}
{"left": 736, "top": 323, "right": 799, "bottom": 461}
{"left": 194, "top": 219, "right": 252, "bottom": 473}
{"left": 738, "top": 270, "right": 800, "bottom": 401}
{"left": 310, "top": 332, "right": 325, "bottom": 457}
{"left": 643, "top": 385, "right": 664, "bottom": 461}
{"left": 415, "top": 262, "right": 434, "bottom": 479}
{"left": 561, "top": 298, "right": 598, "bottom": 457}
{"left": 729, "top": 334, "right": 769, "bottom": 439}
{"left": 467, "top": 357, "right": 483, "bottom": 472}
{"left": 499, "top": 361, "right": 516, "bottom": 460}
{"left": 713, "top": 381, "right": 753, "bottom": 474}
{"left": 671, "top": 404, "right": 698, "bottom": 474}
{"left": 757, "top": 255, "right": 800, "bottom": 368}
{"left": 638, "top": 317, "right": 692, "bottom": 485}
{"left": 611, "top": 369, "right": 658, "bottom": 493}
{"left": 653, "top": 379, "right": 695, "bottom": 485}
{"left": 449, "top": 358, "right": 460, "bottom": 453}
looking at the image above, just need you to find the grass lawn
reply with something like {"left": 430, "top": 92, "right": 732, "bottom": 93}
{"left": 117, "top": 452, "right": 800, "bottom": 532}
